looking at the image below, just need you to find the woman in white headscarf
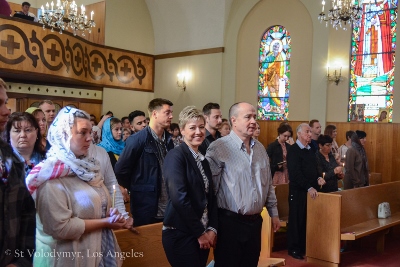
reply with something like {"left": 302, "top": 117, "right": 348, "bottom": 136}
{"left": 26, "top": 107, "right": 125, "bottom": 267}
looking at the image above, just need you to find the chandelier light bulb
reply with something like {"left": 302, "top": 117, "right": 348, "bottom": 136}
{"left": 39, "top": 0, "right": 96, "bottom": 36}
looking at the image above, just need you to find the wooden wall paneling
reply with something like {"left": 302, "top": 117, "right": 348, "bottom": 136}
{"left": 259, "top": 121, "right": 399, "bottom": 183}
{"left": 327, "top": 122, "right": 398, "bottom": 183}
{"left": 9, "top": 2, "right": 21, "bottom": 15}
{"left": 79, "top": 102, "right": 102, "bottom": 121}
{"left": 0, "top": 17, "right": 154, "bottom": 91}
{"left": 7, "top": 98, "right": 16, "bottom": 113}
{"left": 82, "top": 1, "right": 105, "bottom": 45}
{"left": 62, "top": 100, "right": 80, "bottom": 109}
{"left": 258, "top": 120, "right": 305, "bottom": 148}
{"left": 16, "top": 97, "right": 28, "bottom": 112}
{"left": 393, "top": 124, "right": 400, "bottom": 182}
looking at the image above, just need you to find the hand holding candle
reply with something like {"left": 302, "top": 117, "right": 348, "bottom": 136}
{"left": 112, "top": 184, "right": 116, "bottom": 208}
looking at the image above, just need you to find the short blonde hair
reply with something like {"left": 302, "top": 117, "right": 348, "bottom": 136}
{"left": 178, "top": 106, "right": 205, "bottom": 129}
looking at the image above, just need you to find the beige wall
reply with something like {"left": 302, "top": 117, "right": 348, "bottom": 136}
{"left": 154, "top": 53, "right": 224, "bottom": 121}
{"left": 234, "top": 0, "right": 313, "bottom": 121}
{"left": 326, "top": 27, "right": 352, "bottom": 123}
{"left": 102, "top": 0, "right": 155, "bottom": 118}
{"left": 102, "top": 89, "right": 155, "bottom": 119}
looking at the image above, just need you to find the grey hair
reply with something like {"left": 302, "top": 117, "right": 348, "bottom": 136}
{"left": 178, "top": 106, "right": 205, "bottom": 129}
{"left": 296, "top": 123, "right": 310, "bottom": 135}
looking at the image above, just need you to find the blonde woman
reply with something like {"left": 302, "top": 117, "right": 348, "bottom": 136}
{"left": 162, "top": 106, "right": 217, "bottom": 267}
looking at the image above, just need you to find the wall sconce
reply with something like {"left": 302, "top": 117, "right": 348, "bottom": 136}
{"left": 177, "top": 72, "right": 189, "bottom": 91}
{"left": 326, "top": 63, "right": 342, "bottom": 85}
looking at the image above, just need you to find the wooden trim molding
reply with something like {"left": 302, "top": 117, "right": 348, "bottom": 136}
{"left": 7, "top": 92, "right": 103, "bottom": 104}
{"left": 155, "top": 47, "right": 225, "bottom": 60}
{"left": 0, "top": 17, "right": 154, "bottom": 92}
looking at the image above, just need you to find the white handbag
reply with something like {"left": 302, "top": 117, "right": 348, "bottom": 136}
{"left": 378, "top": 202, "right": 391, "bottom": 219}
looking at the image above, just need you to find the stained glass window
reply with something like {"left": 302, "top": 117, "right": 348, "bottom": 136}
{"left": 258, "top": 25, "right": 291, "bottom": 120}
{"left": 350, "top": 0, "right": 397, "bottom": 122}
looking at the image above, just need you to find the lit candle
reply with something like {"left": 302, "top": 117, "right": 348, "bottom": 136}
{"left": 91, "top": 11, "right": 94, "bottom": 20}
{"left": 41, "top": 5, "right": 44, "bottom": 13}
{"left": 322, "top": 0, "right": 325, "bottom": 12}
{"left": 321, "top": 172, "right": 325, "bottom": 189}
{"left": 81, "top": 5, "right": 85, "bottom": 14}
{"left": 112, "top": 184, "right": 116, "bottom": 208}
{"left": 46, "top": 2, "right": 49, "bottom": 10}
{"left": 51, "top": 1, "right": 54, "bottom": 10}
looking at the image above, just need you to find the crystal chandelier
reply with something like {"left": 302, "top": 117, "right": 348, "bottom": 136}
{"left": 318, "top": 0, "right": 363, "bottom": 30}
{"left": 39, "top": 0, "right": 96, "bottom": 36}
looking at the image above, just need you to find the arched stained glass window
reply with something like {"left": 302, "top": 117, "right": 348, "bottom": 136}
{"left": 258, "top": 25, "right": 291, "bottom": 120}
{"left": 349, "top": 0, "right": 397, "bottom": 122}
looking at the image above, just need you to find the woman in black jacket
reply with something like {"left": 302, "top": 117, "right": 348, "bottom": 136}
{"left": 267, "top": 124, "right": 292, "bottom": 184}
{"left": 162, "top": 106, "right": 218, "bottom": 267}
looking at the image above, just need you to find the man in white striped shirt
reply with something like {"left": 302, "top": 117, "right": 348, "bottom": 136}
{"left": 206, "top": 102, "right": 280, "bottom": 267}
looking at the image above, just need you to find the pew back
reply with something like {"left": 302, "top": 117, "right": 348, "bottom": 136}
{"left": 306, "top": 193, "right": 341, "bottom": 264}
{"left": 334, "top": 182, "right": 400, "bottom": 229}
{"left": 114, "top": 223, "right": 169, "bottom": 267}
{"left": 274, "top": 183, "right": 289, "bottom": 226}
{"left": 306, "top": 181, "right": 400, "bottom": 266}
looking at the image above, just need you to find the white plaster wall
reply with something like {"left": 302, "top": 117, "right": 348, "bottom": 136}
{"left": 154, "top": 53, "right": 224, "bottom": 121}
{"left": 105, "top": 0, "right": 154, "bottom": 54}
{"left": 146, "top": 0, "right": 231, "bottom": 54}
{"left": 102, "top": 88, "right": 155, "bottom": 119}
{"left": 325, "top": 27, "right": 352, "bottom": 123}
{"left": 102, "top": 0, "right": 155, "bottom": 117}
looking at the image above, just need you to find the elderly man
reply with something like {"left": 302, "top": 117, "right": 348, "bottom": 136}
{"left": 115, "top": 99, "right": 174, "bottom": 226}
{"left": 286, "top": 123, "right": 325, "bottom": 260}
{"left": 206, "top": 102, "right": 280, "bottom": 267}
{"left": 0, "top": 78, "right": 36, "bottom": 267}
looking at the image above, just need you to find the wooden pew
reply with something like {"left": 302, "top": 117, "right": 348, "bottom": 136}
{"left": 114, "top": 223, "right": 170, "bottom": 267}
{"left": 306, "top": 181, "right": 400, "bottom": 266}
{"left": 369, "top": 172, "right": 382, "bottom": 185}
{"left": 115, "top": 209, "right": 286, "bottom": 267}
{"left": 258, "top": 208, "right": 286, "bottom": 266}
{"left": 274, "top": 183, "right": 289, "bottom": 227}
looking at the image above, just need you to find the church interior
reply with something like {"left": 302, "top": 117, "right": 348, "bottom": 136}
{"left": 1, "top": 0, "right": 400, "bottom": 266}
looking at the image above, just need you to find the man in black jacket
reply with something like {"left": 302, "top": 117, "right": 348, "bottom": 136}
{"left": 115, "top": 99, "right": 174, "bottom": 226}
{"left": 286, "top": 123, "right": 325, "bottom": 260}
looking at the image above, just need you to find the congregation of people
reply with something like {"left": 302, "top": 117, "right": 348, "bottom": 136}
{"left": 0, "top": 74, "right": 372, "bottom": 267}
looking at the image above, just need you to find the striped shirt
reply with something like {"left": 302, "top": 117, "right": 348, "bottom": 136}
{"left": 206, "top": 131, "right": 278, "bottom": 217}
{"left": 150, "top": 128, "right": 168, "bottom": 217}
